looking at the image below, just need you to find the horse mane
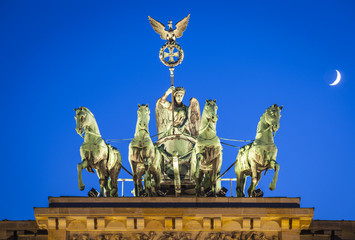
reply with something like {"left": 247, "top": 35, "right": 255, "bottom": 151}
{"left": 79, "top": 107, "right": 100, "bottom": 135}
{"left": 199, "top": 100, "right": 217, "bottom": 132}
{"left": 80, "top": 107, "right": 94, "bottom": 118}
{"left": 135, "top": 105, "right": 150, "bottom": 136}
{"left": 199, "top": 102, "right": 209, "bottom": 131}
{"left": 256, "top": 106, "right": 272, "bottom": 133}
{"left": 199, "top": 107, "right": 208, "bottom": 131}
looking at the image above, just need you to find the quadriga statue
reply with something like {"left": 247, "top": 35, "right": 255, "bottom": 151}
{"left": 74, "top": 107, "right": 122, "bottom": 197}
{"left": 129, "top": 104, "right": 162, "bottom": 196}
{"left": 192, "top": 100, "right": 223, "bottom": 197}
{"left": 235, "top": 104, "right": 283, "bottom": 197}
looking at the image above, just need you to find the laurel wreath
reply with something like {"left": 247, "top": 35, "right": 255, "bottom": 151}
{"left": 159, "top": 42, "right": 184, "bottom": 67}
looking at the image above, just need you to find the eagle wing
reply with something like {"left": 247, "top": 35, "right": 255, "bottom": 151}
{"left": 148, "top": 16, "right": 167, "bottom": 40}
{"left": 174, "top": 14, "right": 190, "bottom": 39}
{"left": 188, "top": 97, "right": 201, "bottom": 138}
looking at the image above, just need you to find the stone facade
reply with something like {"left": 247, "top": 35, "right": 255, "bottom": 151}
{"left": 300, "top": 220, "right": 355, "bottom": 240}
{"left": 1, "top": 197, "right": 353, "bottom": 240}
{"left": 37, "top": 197, "right": 311, "bottom": 240}
{"left": 0, "top": 220, "right": 47, "bottom": 240}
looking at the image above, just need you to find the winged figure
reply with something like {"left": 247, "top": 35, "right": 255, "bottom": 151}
{"left": 155, "top": 86, "right": 200, "bottom": 139}
{"left": 148, "top": 14, "right": 190, "bottom": 41}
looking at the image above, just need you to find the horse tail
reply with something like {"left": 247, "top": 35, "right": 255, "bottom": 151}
{"left": 235, "top": 143, "right": 252, "bottom": 172}
{"left": 106, "top": 144, "right": 122, "bottom": 171}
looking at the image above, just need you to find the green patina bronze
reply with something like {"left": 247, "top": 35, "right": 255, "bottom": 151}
{"left": 155, "top": 86, "right": 201, "bottom": 196}
{"left": 129, "top": 104, "right": 162, "bottom": 197}
{"left": 74, "top": 107, "right": 122, "bottom": 197}
{"left": 155, "top": 86, "right": 200, "bottom": 138}
{"left": 192, "top": 100, "right": 222, "bottom": 197}
{"left": 71, "top": 15, "right": 286, "bottom": 198}
{"left": 235, "top": 104, "right": 283, "bottom": 197}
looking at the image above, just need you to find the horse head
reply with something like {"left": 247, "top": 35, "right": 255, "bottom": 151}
{"left": 264, "top": 104, "right": 283, "bottom": 134}
{"left": 136, "top": 104, "right": 150, "bottom": 132}
{"left": 74, "top": 107, "right": 95, "bottom": 137}
{"left": 203, "top": 99, "right": 218, "bottom": 124}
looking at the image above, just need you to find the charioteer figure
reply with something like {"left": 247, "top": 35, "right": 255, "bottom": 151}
{"left": 155, "top": 86, "right": 201, "bottom": 195}
{"left": 156, "top": 86, "right": 200, "bottom": 138}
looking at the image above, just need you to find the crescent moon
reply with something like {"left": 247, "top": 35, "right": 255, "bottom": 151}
{"left": 330, "top": 70, "right": 341, "bottom": 86}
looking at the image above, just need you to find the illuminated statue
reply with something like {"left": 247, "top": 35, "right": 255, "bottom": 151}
{"left": 235, "top": 104, "right": 283, "bottom": 197}
{"left": 155, "top": 86, "right": 200, "bottom": 195}
{"left": 129, "top": 104, "right": 162, "bottom": 196}
{"left": 74, "top": 107, "right": 122, "bottom": 197}
{"left": 148, "top": 14, "right": 190, "bottom": 42}
{"left": 192, "top": 100, "right": 222, "bottom": 197}
{"left": 155, "top": 86, "right": 200, "bottom": 138}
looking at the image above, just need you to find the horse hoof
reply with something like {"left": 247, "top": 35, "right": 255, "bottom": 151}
{"left": 269, "top": 183, "right": 276, "bottom": 191}
{"left": 79, "top": 184, "right": 85, "bottom": 191}
{"left": 157, "top": 190, "right": 166, "bottom": 197}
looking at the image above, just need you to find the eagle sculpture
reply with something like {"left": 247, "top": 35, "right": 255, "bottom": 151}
{"left": 148, "top": 14, "right": 190, "bottom": 41}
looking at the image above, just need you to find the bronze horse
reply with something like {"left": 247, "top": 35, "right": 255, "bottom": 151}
{"left": 192, "top": 100, "right": 222, "bottom": 197}
{"left": 129, "top": 104, "right": 162, "bottom": 196}
{"left": 74, "top": 107, "right": 122, "bottom": 197}
{"left": 235, "top": 104, "right": 283, "bottom": 197}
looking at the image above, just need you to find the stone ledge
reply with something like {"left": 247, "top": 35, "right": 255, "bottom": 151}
{"left": 47, "top": 197, "right": 301, "bottom": 208}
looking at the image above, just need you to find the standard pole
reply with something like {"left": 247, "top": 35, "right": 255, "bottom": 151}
{"left": 170, "top": 67, "right": 175, "bottom": 134}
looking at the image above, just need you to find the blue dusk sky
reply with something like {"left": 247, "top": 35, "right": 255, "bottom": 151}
{"left": 0, "top": 1, "right": 354, "bottom": 221}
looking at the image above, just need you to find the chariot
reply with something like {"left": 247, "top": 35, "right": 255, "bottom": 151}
{"left": 156, "top": 133, "right": 197, "bottom": 196}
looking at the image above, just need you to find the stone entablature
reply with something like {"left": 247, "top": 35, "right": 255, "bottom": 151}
{"left": 3, "top": 219, "right": 355, "bottom": 240}
{"left": 33, "top": 197, "right": 313, "bottom": 240}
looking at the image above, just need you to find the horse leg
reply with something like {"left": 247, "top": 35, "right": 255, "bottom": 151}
{"left": 149, "top": 166, "right": 161, "bottom": 196}
{"left": 269, "top": 161, "right": 280, "bottom": 191}
{"left": 133, "top": 173, "right": 139, "bottom": 197}
{"left": 154, "top": 168, "right": 161, "bottom": 196}
{"left": 195, "top": 153, "right": 205, "bottom": 197}
{"left": 132, "top": 163, "right": 139, "bottom": 197}
{"left": 195, "top": 170, "right": 204, "bottom": 197}
{"left": 77, "top": 160, "right": 88, "bottom": 191}
{"left": 255, "top": 172, "right": 262, "bottom": 192}
{"left": 213, "top": 153, "right": 222, "bottom": 196}
{"left": 96, "top": 169, "right": 108, "bottom": 197}
{"left": 235, "top": 158, "right": 243, "bottom": 197}
{"left": 211, "top": 163, "right": 218, "bottom": 197}
{"left": 190, "top": 148, "right": 198, "bottom": 182}
{"left": 104, "top": 177, "right": 109, "bottom": 197}
{"left": 153, "top": 148, "right": 162, "bottom": 196}
{"left": 191, "top": 152, "right": 199, "bottom": 193}
{"left": 144, "top": 164, "right": 152, "bottom": 197}
{"left": 236, "top": 168, "right": 245, "bottom": 197}
{"left": 247, "top": 163, "right": 258, "bottom": 197}
{"left": 108, "top": 164, "right": 120, "bottom": 197}
{"left": 107, "top": 151, "right": 121, "bottom": 197}
{"left": 211, "top": 171, "right": 217, "bottom": 197}
{"left": 132, "top": 162, "right": 141, "bottom": 197}
{"left": 111, "top": 167, "right": 120, "bottom": 197}
{"left": 136, "top": 166, "right": 145, "bottom": 196}
{"left": 241, "top": 174, "right": 247, "bottom": 197}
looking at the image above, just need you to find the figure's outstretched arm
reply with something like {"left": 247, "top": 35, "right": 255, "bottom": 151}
{"left": 159, "top": 86, "right": 175, "bottom": 107}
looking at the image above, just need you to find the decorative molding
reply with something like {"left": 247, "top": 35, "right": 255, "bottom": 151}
{"left": 204, "top": 231, "right": 278, "bottom": 240}
{"left": 70, "top": 231, "right": 278, "bottom": 240}
{"left": 134, "top": 231, "right": 157, "bottom": 240}
{"left": 72, "top": 234, "right": 123, "bottom": 240}
{"left": 157, "top": 231, "right": 201, "bottom": 240}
